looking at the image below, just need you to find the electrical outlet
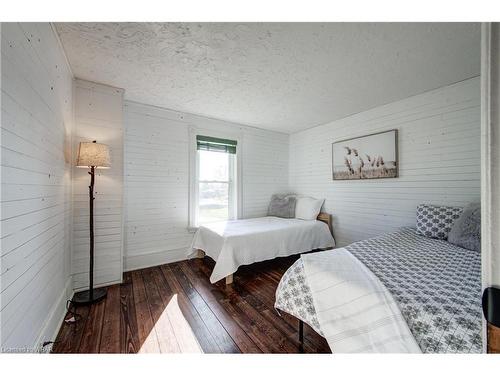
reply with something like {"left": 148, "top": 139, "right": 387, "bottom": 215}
{"left": 38, "top": 341, "right": 54, "bottom": 354}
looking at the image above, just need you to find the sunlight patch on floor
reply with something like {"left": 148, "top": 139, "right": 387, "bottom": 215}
{"left": 139, "top": 294, "right": 203, "bottom": 353}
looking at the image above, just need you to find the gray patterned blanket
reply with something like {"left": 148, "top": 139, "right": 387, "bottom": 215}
{"left": 275, "top": 228, "right": 482, "bottom": 353}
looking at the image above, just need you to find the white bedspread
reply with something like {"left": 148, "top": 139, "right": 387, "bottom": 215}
{"left": 190, "top": 217, "right": 335, "bottom": 283}
{"left": 301, "top": 248, "right": 421, "bottom": 353}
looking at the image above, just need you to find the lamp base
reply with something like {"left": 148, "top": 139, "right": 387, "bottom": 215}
{"left": 72, "top": 288, "right": 107, "bottom": 306}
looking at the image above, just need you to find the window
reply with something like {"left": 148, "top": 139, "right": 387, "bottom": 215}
{"left": 194, "top": 135, "right": 237, "bottom": 226}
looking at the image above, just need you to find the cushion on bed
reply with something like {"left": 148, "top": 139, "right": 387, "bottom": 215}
{"left": 416, "top": 204, "right": 462, "bottom": 240}
{"left": 295, "top": 196, "right": 324, "bottom": 220}
{"left": 267, "top": 194, "right": 296, "bottom": 218}
{"left": 447, "top": 202, "right": 481, "bottom": 251}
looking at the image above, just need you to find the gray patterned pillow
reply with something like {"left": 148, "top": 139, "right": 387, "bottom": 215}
{"left": 447, "top": 202, "right": 481, "bottom": 251}
{"left": 416, "top": 204, "right": 463, "bottom": 240}
{"left": 267, "top": 194, "right": 296, "bottom": 218}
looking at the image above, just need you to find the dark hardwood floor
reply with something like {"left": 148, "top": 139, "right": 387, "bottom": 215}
{"left": 52, "top": 255, "right": 330, "bottom": 353}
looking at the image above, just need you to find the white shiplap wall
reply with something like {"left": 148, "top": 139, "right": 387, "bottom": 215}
{"left": 290, "top": 77, "right": 481, "bottom": 247}
{"left": 72, "top": 80, "right": 124, "bottom": 290}
{"left": 482, "top": 24, "right": 500, "bottom": 288}
{"left": 1, "top": 23, "right": 73, "bottom": 349}
{"left": 123, "top": 101, "right": 289, "bottom": 270}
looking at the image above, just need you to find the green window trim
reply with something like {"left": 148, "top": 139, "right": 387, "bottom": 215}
{"left": 196, "top": 135, "right": 237, "bottom": 154}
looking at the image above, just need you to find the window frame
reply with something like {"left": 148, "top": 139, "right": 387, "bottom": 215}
{"left": 188, "top": 127, "right": 242, "bottom": 230}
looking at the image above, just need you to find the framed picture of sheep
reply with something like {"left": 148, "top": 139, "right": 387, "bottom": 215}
{"left": 332, "top": 129, "right": 398, "bottom": 180}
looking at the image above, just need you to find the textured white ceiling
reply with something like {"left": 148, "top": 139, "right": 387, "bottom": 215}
{"left": 55, "top": 23, "right": 480, "bottom": 134}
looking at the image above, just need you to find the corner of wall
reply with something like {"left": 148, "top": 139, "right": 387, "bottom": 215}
{"left": 71, "top": 79, "right": 125, "bottom": 291}
{"left": 33, "top": 276, "right": 73, "bottom": 352}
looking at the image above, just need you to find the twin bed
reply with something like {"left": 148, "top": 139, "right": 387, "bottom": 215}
{"left": 274, "top": 227, "right": 482, "bottom": 353}
{"left": 190, "top": 213, "right": 335, "bottom": 284}
{"left": 190, "top": 202, "right": 483, "bottom": 353}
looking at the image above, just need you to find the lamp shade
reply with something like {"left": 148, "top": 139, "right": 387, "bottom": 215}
{"left": 76, "top": 141, "right": 111, "bottom": 168}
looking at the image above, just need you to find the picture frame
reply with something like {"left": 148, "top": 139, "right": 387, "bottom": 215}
{"left": 332, "top": 129, "right": 399, "bottom": 180}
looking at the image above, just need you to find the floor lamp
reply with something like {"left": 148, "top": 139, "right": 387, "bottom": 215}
{"left": 73, "top": 140, "right": 111, "bottom": 305}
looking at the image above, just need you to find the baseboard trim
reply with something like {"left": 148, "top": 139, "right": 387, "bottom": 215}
{"left": 124, "top": 247, "right": 188, "bottom": 272}
{"left": 34, "top": 276, "right": 73, "bottom": 352}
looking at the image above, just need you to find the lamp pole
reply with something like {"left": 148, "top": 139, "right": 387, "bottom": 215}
{"left": 73, "top": 140, "right": 108, "bottom": 306}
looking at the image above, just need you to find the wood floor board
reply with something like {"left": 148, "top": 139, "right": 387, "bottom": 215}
{"left": 100, "top": 285, "right": 121, "bottom": 353}
{"left": 236, "top": 275, "right": 320, "bottom": 353}
{"left": 218, "top": 296, "right": 284, "bottom": 353}
{"left": 52, "top": 256, "right": 329, "bottom": 353}
{"left": 193, "top": 257, "right": 301, "bottom": 352}
{"left": 179, "top": 261, "right": 261, "bottom": 353}
{"left": 237, "top": 270, "right": 329, "bottom": 353}
{"left": 150, "top": 266, "right": 202, "bottom": 353}
{"left": 222, "top": 285, "right": 300, "bottom": 353}
{"left": 187, "top": 258, "right": 282, "bottom": 353}
{"left": 52, "top": 305, "right": 90, "bottom": 353}
{"left": 170, "top": 263, "right": 240, "bottom": 353}
{"left": 141, "top": 267, "right": 181, "bottom": 353}
{"left": 160, "top": 264, "right": 221, "bottom": 353}
{"left": 78, "top": 299, "right": 106, "bottom": 353}
{"left": 119, "top": 272, "right": 140, "bottom": 353}
{"left": 131, "top": 271, "right": 161, "bottom": 353}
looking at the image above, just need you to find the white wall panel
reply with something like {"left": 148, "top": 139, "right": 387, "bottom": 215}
{"left": 123, "top": 101, "right": 289, "bottom": 270}
{"left": 1, "top": 23, "right": 73, "bottom": 350}
{"left": 289, "top": 77, "right": 481, "bottom": 247}
{"left": 481, "top": 23, "right": 500, "bottom": 289}
{"left": 72, "top": 79, "right": 124, "bottom": 290}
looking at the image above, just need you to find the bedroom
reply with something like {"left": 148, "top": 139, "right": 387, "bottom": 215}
{"left": 1, "top": 0, "right": 500, "bottom": 369}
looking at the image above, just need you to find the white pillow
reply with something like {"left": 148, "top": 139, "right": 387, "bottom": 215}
{"left": 295, "top": 196, "right": 325, "bottom": 220}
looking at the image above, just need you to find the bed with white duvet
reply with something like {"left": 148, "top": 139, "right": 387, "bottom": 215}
{"left": 190, "top": 216, "right": 335, "bottom": 284}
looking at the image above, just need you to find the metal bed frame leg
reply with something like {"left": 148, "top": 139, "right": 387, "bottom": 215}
{"left": 298, "top": 320, "right": 304, "bottom": 353}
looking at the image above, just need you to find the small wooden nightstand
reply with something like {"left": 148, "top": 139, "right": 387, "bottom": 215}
{"left": 317, "top": 212, "right": 333, "bottom": 235}
{"left": 488, "top": 323, "right": 500, "bottom": 353}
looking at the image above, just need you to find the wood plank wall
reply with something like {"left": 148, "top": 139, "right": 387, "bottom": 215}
{"left": 1, "top": 23, "right": 73, "bottom": 349}
{"left": 482, "top": 23, "right": 500, "bottom": 354}
{"left": 123, "top": 101, "right": 289, "bottom": 271}
{"left": 289, "top": 77, "right": 481, "bottom": 247}
{"left": 72, "top": 80, "right": 124, "bottom": 290}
